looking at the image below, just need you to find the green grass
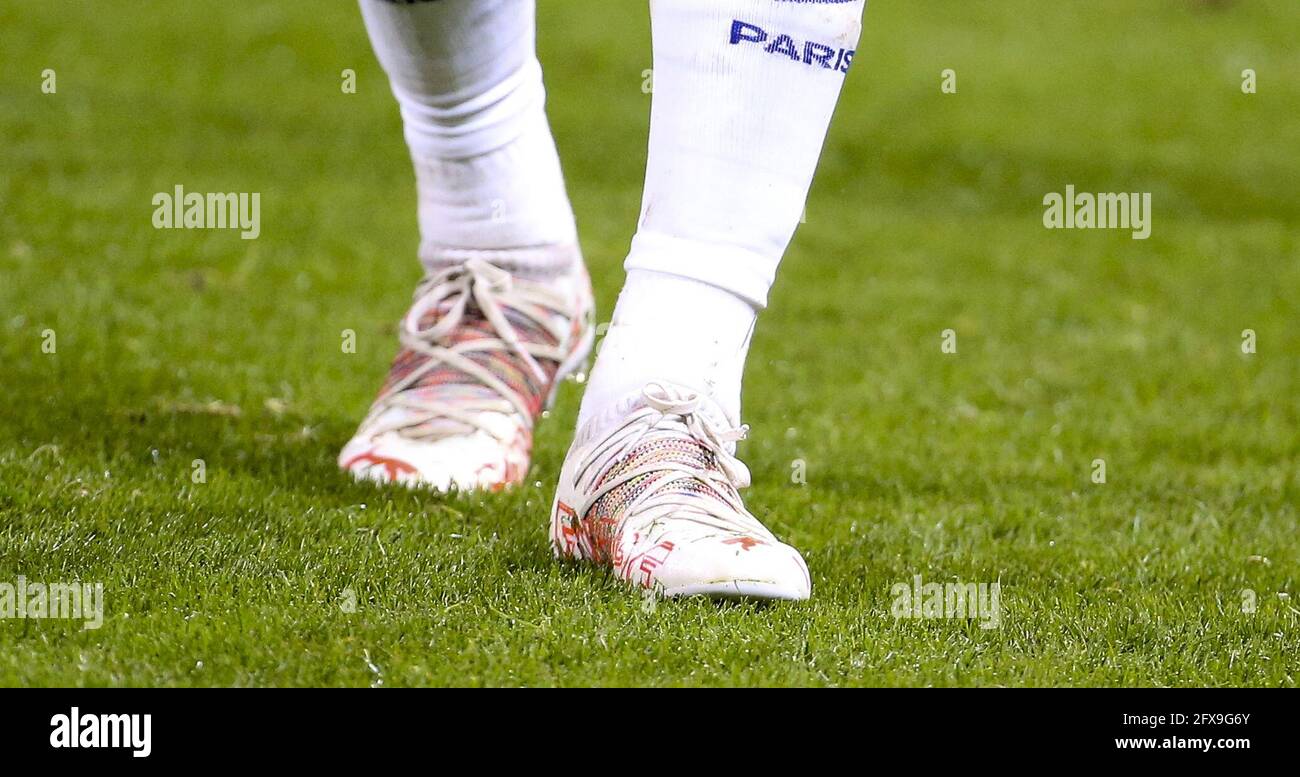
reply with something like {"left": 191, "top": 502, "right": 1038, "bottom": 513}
{"left": 1, "top": 0, "right": 1297, "bottom": 686}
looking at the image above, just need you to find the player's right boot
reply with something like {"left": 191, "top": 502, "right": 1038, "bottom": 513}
{"left": 340, "top": 246, "right": 595, "bottom": 492}
{"left": 550, "top": 381, "right": 811, "bottom": 600}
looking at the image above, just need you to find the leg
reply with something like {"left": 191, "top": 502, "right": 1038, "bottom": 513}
{"left": 553, "top": 0, "right": 866, "bottom": 599}
{"left": 360, "top": 0, "right": 576, "bottom": 257}
{"left": 341, "top": 0, "right": 594, "bottom": 491}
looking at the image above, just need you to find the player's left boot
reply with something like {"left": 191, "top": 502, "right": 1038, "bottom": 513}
{"left": 340, "top": 250, "right": 594, "bottom": 491}
{"left": 550, "top": 381, "right": 811, "bottom": 600}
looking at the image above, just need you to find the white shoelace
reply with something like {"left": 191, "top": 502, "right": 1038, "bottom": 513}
{"left": 574, "top": 383, "right": 773, "bottom": 539}
{"left": 362, "top": 257, "right": 571, "bottom": 441}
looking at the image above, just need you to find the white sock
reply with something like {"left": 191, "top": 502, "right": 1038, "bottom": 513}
{"left": 626, "top": 0, "right": 864, "bottom": 307}
{"left": 359, "top": 0, "right": 577, "bottom": 273}
{"left": 578, "top": 0, "right": 865, "bottom": 433}
{"left": 580, "top": 270, "right": 756, "bottom": 433}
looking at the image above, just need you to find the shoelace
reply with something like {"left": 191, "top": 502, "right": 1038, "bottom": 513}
{"left": 361, "top": 257, "right": 571, "bottom": 441}
{"left": 575, "top": 383, "right": 773, "bottom": 539}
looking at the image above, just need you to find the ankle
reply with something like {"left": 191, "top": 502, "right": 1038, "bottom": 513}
{"left": 577, "top": 270, "right": 756, "bottom": 434}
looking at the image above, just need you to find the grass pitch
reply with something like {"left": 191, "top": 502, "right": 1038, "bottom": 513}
{"left": 1, "top": 0, "right": 1297, "bottom": 686}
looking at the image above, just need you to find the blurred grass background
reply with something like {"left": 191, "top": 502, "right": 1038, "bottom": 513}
{"left": 0, "top": 0, "right": 1296, "bottom": 686}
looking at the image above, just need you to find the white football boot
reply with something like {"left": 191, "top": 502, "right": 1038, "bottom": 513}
{"left": 340, "top": 248, "right": 594, "bottom": 492}
{"left": 551, "top": 382, "right": 811, "bottom": 600}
